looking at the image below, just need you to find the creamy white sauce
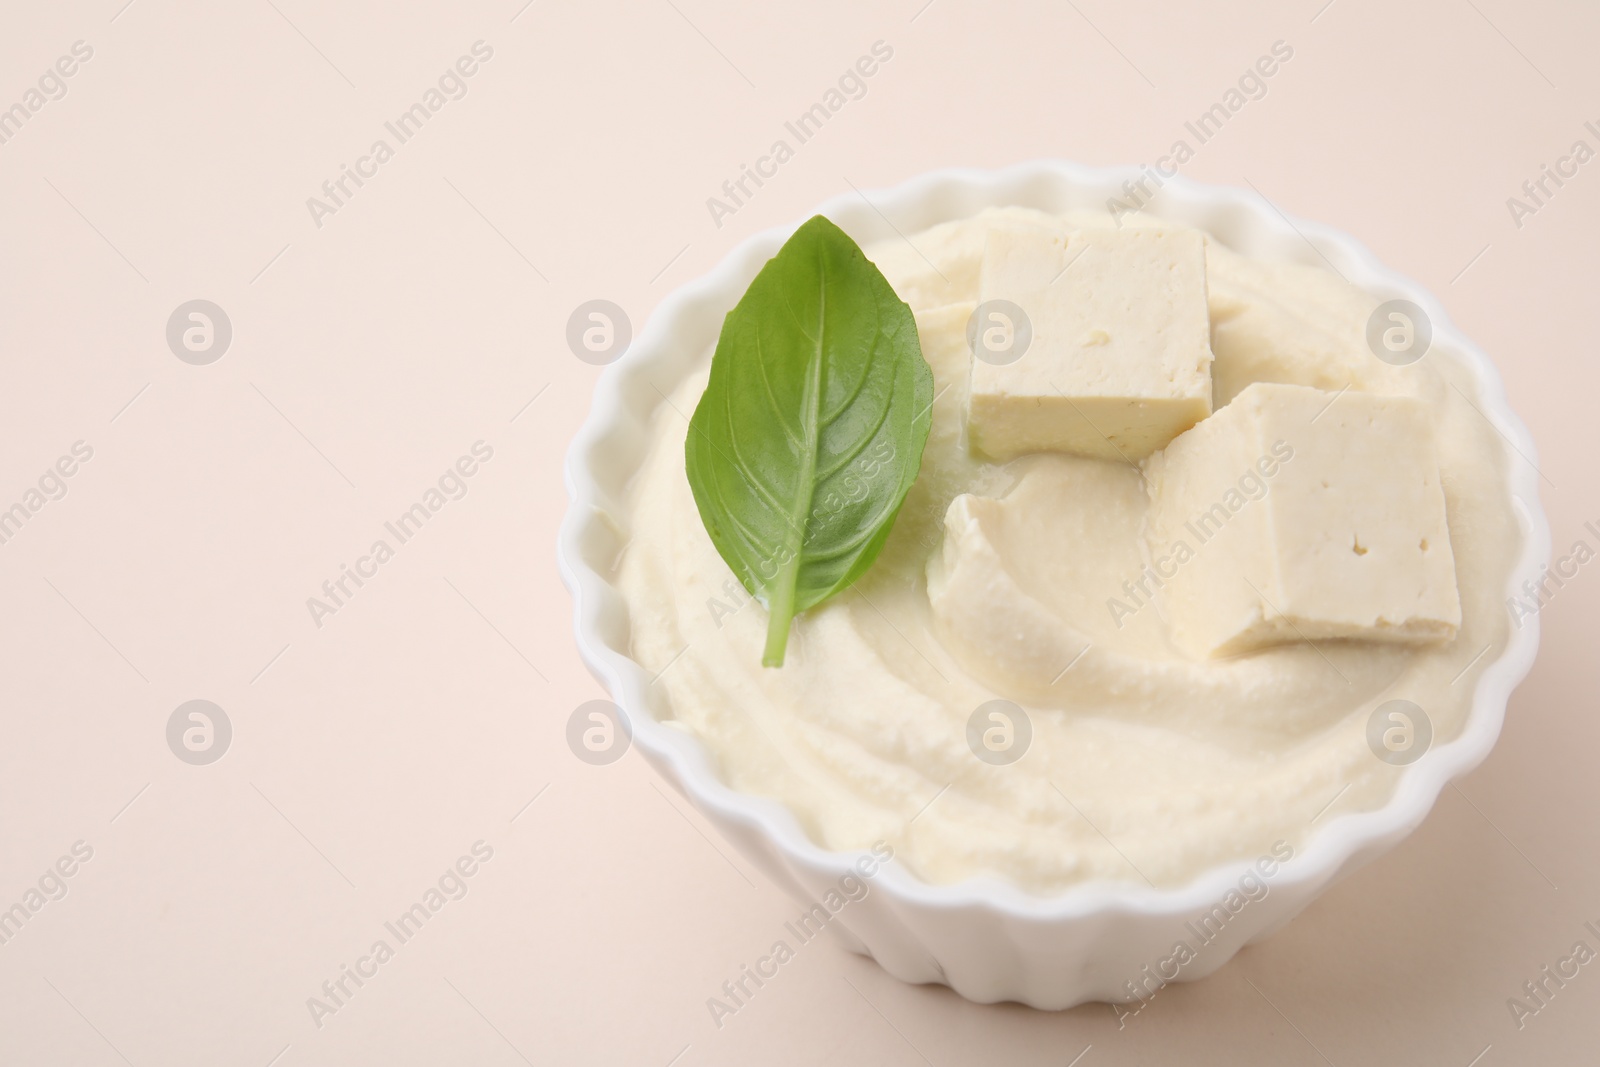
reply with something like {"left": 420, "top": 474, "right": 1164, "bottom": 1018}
{"left": 617, "top": 207, "right": 1517, "bottom": 893}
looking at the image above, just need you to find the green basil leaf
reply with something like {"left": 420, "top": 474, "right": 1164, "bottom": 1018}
{"left": 686, "top": 215, "right": 934, "bottom": 667}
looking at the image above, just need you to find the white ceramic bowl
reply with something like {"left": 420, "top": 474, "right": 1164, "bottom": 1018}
{"left": 557, "top": 162, "right": 1548, "bottom": 1009}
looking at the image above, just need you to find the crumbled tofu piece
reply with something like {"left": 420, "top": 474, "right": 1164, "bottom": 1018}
{"left": 967, "top": 227, "right": 1214, "bottom": 461}
{"left": 1142, "top": 382, "right": 1461, "bottom": 659}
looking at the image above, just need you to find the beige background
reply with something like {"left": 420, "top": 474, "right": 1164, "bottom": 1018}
{"left": 0, "top": 0, "right": 1596, "bottom": 1063}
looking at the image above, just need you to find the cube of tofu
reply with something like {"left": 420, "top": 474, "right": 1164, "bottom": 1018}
{"left": 967, "top": 227, "right": 1214, "bottom": 461}
{"left": 1143, "top": 382, "right": 1461, "bottom": 659}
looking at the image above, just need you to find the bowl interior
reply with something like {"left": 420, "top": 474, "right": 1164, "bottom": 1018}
{"left": 560, "top": 161, "right": 1548, "bottom": 920}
